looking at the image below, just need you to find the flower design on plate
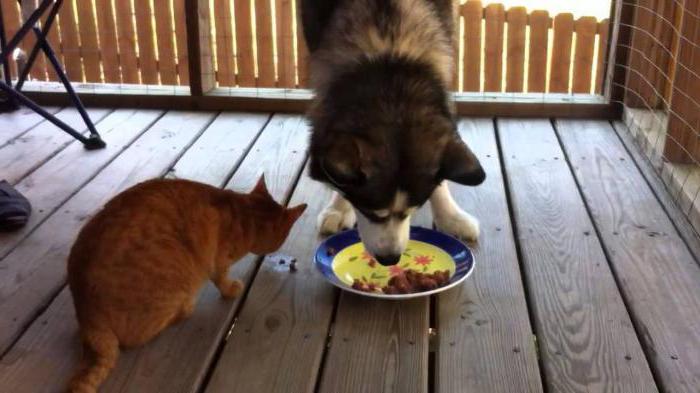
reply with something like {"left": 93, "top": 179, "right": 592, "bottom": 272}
{"left": 388, "top": 265, "right": 404, "bottom": 277}
{"left": 413, "top": 255, "right": 433, "bottom": 266}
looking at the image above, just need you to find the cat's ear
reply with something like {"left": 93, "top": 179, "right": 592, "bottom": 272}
{"left": 252, "top": 174, "right": 270, "bottom": 196}
{"left": 286, "top": 203, "right": 308, "bottom": 223}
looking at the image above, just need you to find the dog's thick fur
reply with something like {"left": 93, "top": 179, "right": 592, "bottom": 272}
{"left": 302, "top": 0, "right": 485, "bottom": 265}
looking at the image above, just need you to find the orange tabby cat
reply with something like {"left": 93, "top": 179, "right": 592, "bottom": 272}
{"left": 66, "top": 175, "right": 306, "bottom": 393}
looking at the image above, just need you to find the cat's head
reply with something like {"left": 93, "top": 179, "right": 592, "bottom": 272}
{"left": 247, "top": 174, "right": 307, "bottom": 254}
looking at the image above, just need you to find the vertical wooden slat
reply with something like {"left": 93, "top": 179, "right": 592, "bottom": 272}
{"left": 76, "top": 0, "right": 101, "bottom": 82}
{"left": 234, "top": 0, "right": 255, "bottom": 86}
{"left": 506, "top": 6, "right": 526, "bottom": 92}
{"left": 45, "top": 14, "right": 62, "bottom": 81}
{"left": 134, "top": 0, "right": 159, "bottom": 84}
{"left": 483, "top": 3, "right": 504, "bottom": 92}
{"left": 57, "top": 0, "right": 83, "bottom": 81}
{"left": 573, "top": 16, "right": 597, "bottom": 93}
{"left": 461, "top": 0, "right": 482, "bottom": 92}
{"left": 296, "top": 6, "right": 309, "bottom": 88}
{"left": 255, "top": 0, "right": 275, "bottom": 87}
{"left": 595, "top": 19, "right": 609, "bottom": 95}
{"left": 114, "top": 0, "right": 139, "bottom": 84}
{"left": 1, "top": 0, "right": 21, "bottom": 79}
{"left": 665, "top": 0, "right": 700, "bottom": 163}
{"left": 94, "top": 0, "right": 120, "bottom": 83}
{"left": 19, "top": 0, "right": 48, "bottom": 81}
{"left": 213, "top": 0, "right": 235, "bottom": 86}
{"left": 173, "top": 0, "right": 190, "bottom": 85}
{"left": 186, "top": 0, "right": 215, "bottom": 95}
{"left": 527, "top": 10, "right": 549, "bottom": 92}
{"left": 276, "top": 0, "right": 295, "bottom": 87}
{"left": 625, "top": 0, "right": 677, "bottom": 108}
{"left": 153, "top": 0, "right": 178, "bottom": 85}
{"left": 549, "top": 13, "right": 574, "bottom": 93}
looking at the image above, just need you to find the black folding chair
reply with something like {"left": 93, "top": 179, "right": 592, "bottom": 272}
{"left": 0, "top": 0, "right": 105, "bottom": 149}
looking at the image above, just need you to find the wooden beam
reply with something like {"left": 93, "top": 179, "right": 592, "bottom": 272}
{"left": 186, "top": 0, "right": 216, "bottom": 95}
{"left": 607, "top": 0, "right": 636, "bottom": 106}
{"left": 23, "top": 88, "right": 617, "bottom": 119}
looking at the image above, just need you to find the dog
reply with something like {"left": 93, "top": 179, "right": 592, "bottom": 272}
{"left": 301, "top": 0, "right": 486, "bottom": 266}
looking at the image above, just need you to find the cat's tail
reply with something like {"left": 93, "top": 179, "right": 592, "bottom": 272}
{"left": 67, "top": 327, "right": 120, "bottom": 393}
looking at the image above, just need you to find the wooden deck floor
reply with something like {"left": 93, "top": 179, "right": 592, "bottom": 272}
{"left": 1, "top": 108, "right": 699, "bottom": 393}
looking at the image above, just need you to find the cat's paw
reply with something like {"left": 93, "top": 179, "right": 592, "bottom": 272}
{"left": 219, "top": 279, "right": 244, "bottom": 299}
{"left": 318, "top": 206, "right": 356, "bottom": 236}
{"left": 434, "top": 208, "right": 480, "bottom": 243}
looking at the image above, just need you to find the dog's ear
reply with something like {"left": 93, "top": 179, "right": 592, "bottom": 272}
{"left": 440, "top": 137, "right": 486, "bottom": 186}
{"left": 321, "top": 134, "right": 370, "bottom": 187}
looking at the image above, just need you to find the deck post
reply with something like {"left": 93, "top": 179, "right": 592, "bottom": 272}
{"left": 185, "top": 0, "right": 215, "bottom": 96}
{"left": 606, "top": 0, "right": 636, "bottom": 109}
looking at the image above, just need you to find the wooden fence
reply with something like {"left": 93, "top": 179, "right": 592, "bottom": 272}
{"left": 0, "top": 0, "right": 610, "bottom": 94}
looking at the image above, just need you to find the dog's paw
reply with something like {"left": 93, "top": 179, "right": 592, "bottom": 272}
{"left": 434, "top": 208, "right": 480, "bottom": 243}
{"left": 318, "top": 206, "right": 356, "bottom": 236}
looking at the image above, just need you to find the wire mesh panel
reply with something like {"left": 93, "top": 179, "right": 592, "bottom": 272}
{"left": 612, "top": 0, "right": 700, "bottom": 233}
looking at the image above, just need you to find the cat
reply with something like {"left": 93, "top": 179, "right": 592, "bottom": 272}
{"left": 66, "top": 175, "right": 307, "bottom": 393}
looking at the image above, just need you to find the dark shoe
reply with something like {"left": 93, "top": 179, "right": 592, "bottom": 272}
{"left": 0, "top": 180, "right": 32, "bottom": 231}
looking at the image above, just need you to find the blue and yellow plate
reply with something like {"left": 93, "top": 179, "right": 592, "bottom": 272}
{"left": 314, "top": 227, "right": 475, "bottom": 299}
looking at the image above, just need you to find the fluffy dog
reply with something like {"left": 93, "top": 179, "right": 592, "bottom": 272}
{"left": 301, "top": 0, "right": 485, "bottom": 265}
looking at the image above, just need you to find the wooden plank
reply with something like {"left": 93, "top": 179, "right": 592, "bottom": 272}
{"left": 75, "top": 0, "right": 101, "bottom": 82}
{"left": 318, "top": 208, "right": 432, "bottom": 393}
{"left": 527, "top": 10, "right": 549, "bottom": 93}
{"left": 506, "top": 7, "right": 526, "bottom": 92}
{"left": 296, "top": 11, "right": 310, "bottom": 88}
{"left": 0, "top": 111, "right": 216, "bottom": 355}
{"left": 497, "top": 119, "right": 658, "bottom": 392}
{"left": 213, "top": 0, "right": 236, "bottom": 86}
{"left": 0, "top": 108, "right": 112, "bottom": 185}
{"left": 549, "top": 13, "right": 574, "bottom": 93}
{"left": 595, "top": 19, "right": 610, "bottom": 95}
{"left": 134, "top": 0, "right": 159, "bottom": 84}
{"left": 206, "top": 123, "right": 340, "bottom": 393}
{"left": 173, "top": 0, "right": 190, "bottom": 85}
{"left": 1, "top": 0, "right": 20, "bottom": 78}
{"left": 94, "top": 0, "right": 121, "bottom": 83}
{"left": 572, "top": 17, "right": 597, "bottom": 94}
{"left": 0, "top": 106, "right": 61, "bottom": 147}
{"left": 664, "top": 0, "right": 700, "bottom": 163}
{"left": 461, "top": 0, "right": 482, "bottom": 92}
{"left": 0, "top": 113, "right": 275, "bottom": 392}
{"left": 558, "top": 120, "right": 700, "bottom": 392}
{"left": 45, "top": 16, "right": 62, "bottom": 81}
{"left": 0, "top": 109, "right": 164, "bottom": 260}
{"left": 483, "top": 3, "right": 504, "bottom": 92}
{"left": 437, "top": 119, "right": 543, "bottom": 393}
{"left": 612, "top": 120, "right": 700, "bottom": 264}
{"left": 206, "top": 172, "right": 334, "bottom": 393}
{"left": 153, "top": 0, "right": 178, "bottom": 85}
{"left": 625, "top": 0, "right": 677, "bottom": 109}
{"left": 256, "top": 0, "right": 275, "bottom": 87}
{"left": 186, "top": 0, "right": 216, "bottom": 95}
{"left": 276, "top": 0, "right": 295, "bottom": 87}
{"left": 57, "top": 0, "right": 83, "bottom": 81}
{"left": 114, "top": 0, "right": 140, "bottom": 84}
{"left": 19, "top": 0, "right": 47, "bottom": 81}
{"left": 234, "top": 0, "right": 255, "bottom": 86}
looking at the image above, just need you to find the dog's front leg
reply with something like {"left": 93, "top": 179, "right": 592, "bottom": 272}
{"left": 430, "top": 181, "right": 480, "bottom": 243}
{"left": 318, "top": 191, "right": 357, "bottom": 235}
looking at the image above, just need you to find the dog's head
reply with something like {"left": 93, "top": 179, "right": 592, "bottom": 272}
{"left": 309, "top": 58, "right": 485, "bottom": 265}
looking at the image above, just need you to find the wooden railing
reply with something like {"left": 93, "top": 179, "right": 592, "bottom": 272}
{"left": 1, "top": 0, "right": 610, "bottom": 95}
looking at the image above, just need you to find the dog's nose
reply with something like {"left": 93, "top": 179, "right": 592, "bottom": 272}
{"left": 376, "top": 254, "right": 401, "bottom": 266}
